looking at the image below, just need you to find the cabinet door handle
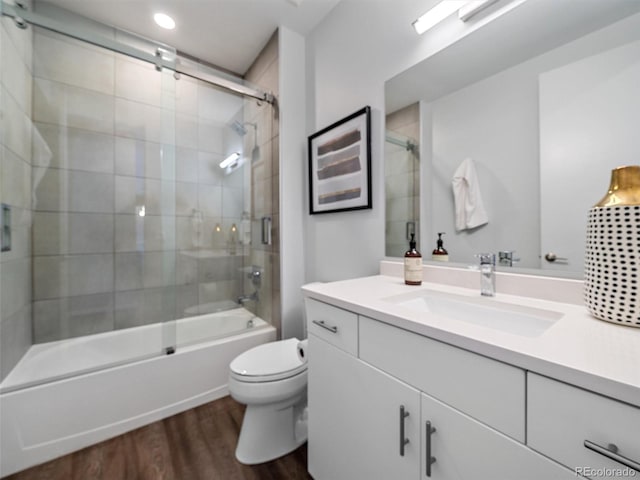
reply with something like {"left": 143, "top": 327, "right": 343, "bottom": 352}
{"left": 584, "top": 440, "right": 640, "bottom": 472}
{"left": 426, "top": 421, "right": 437, "bottom": 477}
{"left": 399, "top": 405, "right": 410, "bottom": 456}
{"left": 311, "top": 319, "right": 338, "bottom": 333}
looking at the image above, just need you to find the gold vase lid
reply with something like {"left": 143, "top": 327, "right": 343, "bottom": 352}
{"left": 594, "top": 165, "right": 640, "bottom": 207}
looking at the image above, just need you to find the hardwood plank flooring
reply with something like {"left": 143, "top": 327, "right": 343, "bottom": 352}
{"left": 5, "top": 396, "right": 312, "bottom": 480}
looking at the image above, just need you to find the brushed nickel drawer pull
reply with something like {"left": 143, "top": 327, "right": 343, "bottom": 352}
{"left": 426, "top": 421, "right": 437, "bottom": 477}
{"left": 400, "top": 405, "right": 410, "bottom": 457}
{"left": 312, "top": 319, "right": 338, "bottom": 333}
{"left": 584, "top": 440, "right": 640, "bottom": 472}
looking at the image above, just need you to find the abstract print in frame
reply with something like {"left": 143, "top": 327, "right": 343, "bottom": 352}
{"left": 308, "top": 106, "right": 372, "bottom": 214}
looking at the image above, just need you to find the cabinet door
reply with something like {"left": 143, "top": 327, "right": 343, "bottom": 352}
{"left": 308, "top": 334, "right": 421, "bottom": 480}
{"left": 421, "top": 393, "right": 575, "bottom": 479}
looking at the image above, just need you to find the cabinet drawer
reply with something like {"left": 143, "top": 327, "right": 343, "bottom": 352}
{"left": 528, "top": 373, "right": 640, "bottom": 478}
{"left": 359, "top": 316, "right": 525, "bottom": 442}
{"left": 305, "top": 298, "right": 358, "bottom": 355}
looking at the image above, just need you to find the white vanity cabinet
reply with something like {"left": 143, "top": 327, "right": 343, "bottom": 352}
{"left": 308, "top": 335, "right": 421, "bottom": 480}
{"left": 306, "top": 298, "right": 421, "bottom": 480}
{"left": 305, "top": 297, "right": 577, "bottom": 480}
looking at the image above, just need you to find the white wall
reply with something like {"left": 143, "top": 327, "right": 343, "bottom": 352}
{"left": 304, "top": 0, "right": 519, "bottom": 282}
{"left": 279, "top": 27, "right": 307, "bottom": 339}
{"left": 426, "top": 62, "right": 540, "bottom": 267}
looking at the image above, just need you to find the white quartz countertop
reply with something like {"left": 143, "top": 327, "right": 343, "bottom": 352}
{"left": 302, "top": 275, "right": 640, "bottom": 407}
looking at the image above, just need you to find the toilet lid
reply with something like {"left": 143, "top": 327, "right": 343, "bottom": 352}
{"left": 230, "top": 338, "right": 307, "bottom": 381}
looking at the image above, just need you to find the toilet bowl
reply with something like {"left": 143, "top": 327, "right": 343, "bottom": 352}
{"left": 228, "top": 338, "right": 308, "bottom": 465}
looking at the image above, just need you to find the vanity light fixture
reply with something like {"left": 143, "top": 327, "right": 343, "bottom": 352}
{"left": 458, "top": 0, "right": 499, "bottom": 21}
{"left": 413, "top": 0, "right": 499, "bottom": 34}
{"left": 412, "top": 1, "right": 468, "bottom": 35}
{"left": 153, "top": 13, "right": 175, "bottom": 30}
{"left": 219, "top": 152, "right": 241, "bottom": 169}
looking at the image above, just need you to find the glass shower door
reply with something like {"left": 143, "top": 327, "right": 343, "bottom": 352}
{"left": 24, "top": 25, "right": 179, "bottom": 384}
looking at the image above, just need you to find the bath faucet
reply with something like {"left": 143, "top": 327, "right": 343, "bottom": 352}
{"left": 237, "top": 290, "right": 259, "bottom": 305}
{"left": 477, "top": 253, "right": 496, "bottom": 297}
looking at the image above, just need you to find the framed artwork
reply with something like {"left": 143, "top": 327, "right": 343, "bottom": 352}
{"left": 308, "top": 106, "right": 372, "bottom": 214}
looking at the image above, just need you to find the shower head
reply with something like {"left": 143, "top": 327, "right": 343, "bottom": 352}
{"left": 231, "top": 120, "right": 247, "bottom": 136}
{"left": 230, "top": 120, "right": 257, "bottom": 137}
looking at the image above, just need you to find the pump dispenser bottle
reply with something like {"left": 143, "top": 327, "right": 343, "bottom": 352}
{"left": 432, "top": 232, "right": 449, "bottom": 262}
{"left": 404, "top": 233, "right": 422, "bottom": 285}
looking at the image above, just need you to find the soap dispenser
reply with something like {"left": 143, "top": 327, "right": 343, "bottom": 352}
{"left": 404, "top": 233, "right": 422, "bottom": 286}
{"left": 432, "top": 232, "right": 449, "bottom": 262}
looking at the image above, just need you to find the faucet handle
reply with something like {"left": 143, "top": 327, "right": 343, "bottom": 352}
{"left": 498, "top": 250, "right": 520, "bottom": 267}
{"left": 476, "top": 253, "right": 495, "bottom": 265}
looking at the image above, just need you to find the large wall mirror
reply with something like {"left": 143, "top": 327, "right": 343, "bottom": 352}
{"left": 384, "top": 0, "right": 640, "bottom": 279}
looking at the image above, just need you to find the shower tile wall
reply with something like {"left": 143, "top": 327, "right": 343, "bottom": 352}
{"left": 30, "top": 28, "right": 247, "bottom": 343}
{"left": 386, "top": 103, "right": 420, "bottom": 257}
{"left": 0, "top": 0, "right": 34, "bottom": 381}
{"left": 243, "top": 31, "right": 280, "bottom": 333}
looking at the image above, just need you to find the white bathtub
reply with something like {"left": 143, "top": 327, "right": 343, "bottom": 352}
{"left": 0, "top": 308, "right": 276, "bottom": 477}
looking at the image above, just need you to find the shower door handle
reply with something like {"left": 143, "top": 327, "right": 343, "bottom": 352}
{"left": 261, "top": 216, "right": 272, "bottom": 245}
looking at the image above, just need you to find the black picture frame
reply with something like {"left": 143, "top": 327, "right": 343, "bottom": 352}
{"left": 308, "top": 106, "right": 372, "bottom": 214}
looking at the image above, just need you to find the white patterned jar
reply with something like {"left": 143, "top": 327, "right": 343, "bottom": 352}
{"left": 584, "top": 165, "right": 640, "bottom": 327}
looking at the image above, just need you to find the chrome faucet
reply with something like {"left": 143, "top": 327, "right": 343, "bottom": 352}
{"left": 478, "top": 253, "right": 496, "bottom": 297}
{"left": 237, "top": 290, "right": 259, "bottom": 305}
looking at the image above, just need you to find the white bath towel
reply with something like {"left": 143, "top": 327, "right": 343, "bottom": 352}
{"left": 452, "top": 158, "right": 489, "bottom": 231}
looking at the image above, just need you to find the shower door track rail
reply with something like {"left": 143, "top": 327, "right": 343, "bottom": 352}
{"left": 0, "top": 0, "right": 275, "bottom": 104}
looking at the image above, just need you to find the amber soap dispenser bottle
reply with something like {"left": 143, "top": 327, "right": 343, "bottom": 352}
{"left": 404, "top": 233, "right": 422, "bottom": 285}
{"left": 432, "top": 232, "right": 449, "bottom": 262}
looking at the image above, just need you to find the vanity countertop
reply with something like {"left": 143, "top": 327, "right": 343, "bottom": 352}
{"left": 302, "top": 275, "right": 640, "bottom": 407}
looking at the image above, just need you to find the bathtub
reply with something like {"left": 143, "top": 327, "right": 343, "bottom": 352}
{"left": 0, "top": 308, "right": 276, "bottom": 477}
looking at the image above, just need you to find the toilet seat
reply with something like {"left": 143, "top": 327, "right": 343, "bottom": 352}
{"left": 230, "top": 338, "right": 307, "bottom": 383}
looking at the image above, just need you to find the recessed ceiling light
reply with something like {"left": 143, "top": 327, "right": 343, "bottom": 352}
{"left": 154, "top": 13, "right": 175, "bottom": 30}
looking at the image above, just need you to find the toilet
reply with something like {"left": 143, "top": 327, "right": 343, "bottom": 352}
{"left": 228, "top": 338, "right": 308, "bottom": 465}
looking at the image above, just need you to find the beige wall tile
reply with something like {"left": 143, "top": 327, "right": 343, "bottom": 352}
{"left": 33, "top": 253, "right": 114, "bottom": 299}
{"left": 175, "top": 112, "right": 199, "bottom": 149}
{"left": 1, "top": 86, "right": 32, "bottom": 161}
{"left": 33, "top": 293, "right": 114, "bottom": 343}
{"left": 1, "top": 258, "right": 31, "bottom": 318}
{"left": 1, "top": 146, "right": 31, "bottom": 209}
{"left": 197, "top": 119, "right": 224, "bottom": 153}
{"left": 2, "top": 27, "right": 32, "bottom": 113}
{"left": 115, "top": 98, "right": 162, "bottom": 142}
{"left": 197, "top": 151, "right": 224, "bottom": 185}
{"left": 36, "top": 123, "right": 114, "bottom": 174}
{"left": 34, "top": 31, "right": 115, "bottom": 95}
{"left": 175, "top": 181, "right": 198, "bottom": 216}
{"left": 115, "top": 57, "right": 162, "bottom": 106}
{"left": 197, "top": 184, "right": 223, "bottom": 217}
{"left": 33, "top": 78, "right": 115, "bottom": 134}
{"left": 0, "top": 305, "right": 32, "bottom": 378}
{"left": 115, "top": 214, "right": 176, "bottom": 252}
{"left": 176, "top": 147, "right": 198, "bottom": 182}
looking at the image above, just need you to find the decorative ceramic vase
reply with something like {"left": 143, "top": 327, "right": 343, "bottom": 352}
{"left": 584, "top": 165, "right": 640, "bottom": 327}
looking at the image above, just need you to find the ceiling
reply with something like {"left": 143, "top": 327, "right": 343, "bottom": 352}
{"left": 39, "top": 0, "right": 341, "bottom": 76}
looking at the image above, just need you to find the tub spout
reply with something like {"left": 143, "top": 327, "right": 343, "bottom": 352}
{"left": 237, "top": 291, "right": 259, "bottom": 305}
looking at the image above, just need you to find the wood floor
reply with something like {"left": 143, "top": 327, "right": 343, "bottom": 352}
{"left": 5, "top": 396, "right": 312, "bottom": 480}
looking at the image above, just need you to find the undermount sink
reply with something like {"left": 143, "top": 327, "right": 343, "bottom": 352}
{"left": 390, "top": 291, "right": 563, "bottom": 337}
